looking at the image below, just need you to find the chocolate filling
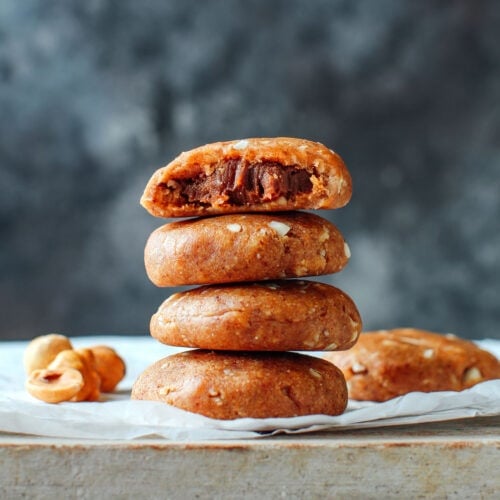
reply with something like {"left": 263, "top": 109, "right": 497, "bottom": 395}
{"left": 173, "top": 160, "right": 313, "bottom": 206}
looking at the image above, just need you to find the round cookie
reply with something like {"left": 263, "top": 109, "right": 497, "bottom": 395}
{"left": 131, "top": 350, "right": 348, "bottom": 419}
{"left": 150, "top": 280, "right": 362, "bottom": 351}
{"left": 140, "top": 137, "right": 352, "bottom": 217}
{"left": 323, "top": 328, "right": 500, "bottom": 402}
{"left": 145, "top": 211, "right": 350, "bottom": 286}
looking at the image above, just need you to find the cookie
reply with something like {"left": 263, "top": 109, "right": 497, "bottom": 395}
{"left": 150, "top": 280, "right": 362, "bottom": 351}
{"left": 140, "top": 137, "right": 352, "bottom": 217}
{"left": 145, "top": 211, "right": 350, "bottom": 286}
{"left": 323, "top": 328, "right": 500, "bottom": 402}
{"left": 131, "top": 350, "right": 348, "bottom": 419}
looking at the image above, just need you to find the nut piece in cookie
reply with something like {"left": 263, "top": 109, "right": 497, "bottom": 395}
{"left": 323, "top": 328, "right": 500, "bottom": 402}
{"left": 132, "top": 350, "right": 348, "bottom": 419}
{"left": 89, "top": 345, "right": 126, "bottom": 392}
{"left": 141, "top": 137, "right": 352, "bottom": 217}
{"left": 145, "top": 211, "right": 350, "bottom": 286}
{"left": 150, "top": 280, "right": 361, "bottom": 351}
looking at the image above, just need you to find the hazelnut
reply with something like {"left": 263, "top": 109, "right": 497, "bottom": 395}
{"left": 89, "top": 345, "right": 126, "bottom": 392}
{"left": 26, "top": 368, "right": 84, "bottom": 403}
{"left": 23, "top": 334, "right": 73, "bottom": 374}
{"left": 48, "top": 348, "right": 101, "bottom": 402}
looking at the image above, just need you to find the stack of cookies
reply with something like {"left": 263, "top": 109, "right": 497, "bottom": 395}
{"left": 132, "top": 137, "right": 362, "bottom": 420}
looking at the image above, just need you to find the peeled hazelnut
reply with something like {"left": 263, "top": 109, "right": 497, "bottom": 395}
{"left": 49, "top": 348, "right": 101, "bottom": 402}
{"left": 23, "top": 334, "right": 73, "bottom": 375}
{"left": 26, "top": 368, "right": 84, "bottom": 403}
{"left": 89, "top": 345, "right": 126, "bottom": 392}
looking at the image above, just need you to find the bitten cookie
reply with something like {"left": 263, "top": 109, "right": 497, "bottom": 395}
{"left": 145, "top": 211, "right": 350, "bottom": 286}
{"left": 150, "top": 280, "right": 361, "bottom": 351}
{"left": 141, "top": 137, "right": 352, "bottom": 217}
{"left": 131, "top": 350, "right": 348, "bottom": 419}
{"left": 323, "top": 328, "right": 500, "bottom": 402}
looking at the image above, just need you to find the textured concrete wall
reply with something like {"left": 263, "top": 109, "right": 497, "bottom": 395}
{"left": 1, "top": 0, "right": 499, "bottom": 340}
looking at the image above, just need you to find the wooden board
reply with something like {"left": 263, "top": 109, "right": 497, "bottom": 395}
{"left": 1, "top": 416, "right": 499, "bottom": 499}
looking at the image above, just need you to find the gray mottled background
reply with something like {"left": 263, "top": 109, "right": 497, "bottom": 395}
{"left": 1, "top": 0, "right": 499, "bottom": 341}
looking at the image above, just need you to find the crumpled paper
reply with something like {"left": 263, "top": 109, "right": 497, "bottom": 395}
{"left": 1, "top": 336, "right": 499, "bottom": 440}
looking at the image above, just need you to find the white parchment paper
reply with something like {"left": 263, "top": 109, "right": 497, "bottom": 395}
{"left": 1, "top": 336, "right": 499, "bottom": 440}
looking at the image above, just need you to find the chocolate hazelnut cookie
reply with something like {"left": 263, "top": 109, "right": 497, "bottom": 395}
{"left": 141, "top": 137, "right": 352, "bottom": 217}
{"left": 145, "top": 211, "right": 350, "bottom": 286}
{"left": 131, "top": 350, "right": 348, "bottom": 419}
{"left": 150, "top": 280, "right": 361, "bottom": 351}
{"left": 323, "top": 328, "right": 500, "bottom": 402}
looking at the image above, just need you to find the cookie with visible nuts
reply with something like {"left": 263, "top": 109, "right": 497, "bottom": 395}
{"left": 322, "top": 328, "right": 500, "bottom": 402}
{"left": 145, "top": 211, "right": 350, "bottom": 286}
{"left": 150, "top": 280, "right": 361, "bottom": 351}
{"left": 141, "top": 137, "right": 352, "bottom": 218}
{"left": 131, "top": 350, "right": 348, "bottom": 419}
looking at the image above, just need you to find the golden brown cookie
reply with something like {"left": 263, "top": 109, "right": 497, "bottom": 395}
{"left": 150, "top": 280, "right": 361, "bottom": 351}
{"left": 323, "top": 328, "right": 500, "bottom": 402}
{"left": 131, "top": 350, "right": 348, "bottom": 419}
{"left": 141, "top": 137, "right": 352, "bottom": 217}
{"left": 145, "top": 211, "right": 350, "bottom": 286}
